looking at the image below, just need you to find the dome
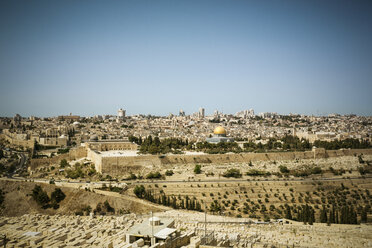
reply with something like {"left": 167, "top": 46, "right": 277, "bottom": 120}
{"left": 214, "top": 126, "right": 226, "bottom": 135}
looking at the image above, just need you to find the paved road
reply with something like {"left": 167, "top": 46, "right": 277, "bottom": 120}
{"left": 4, "top": 174, "right": 372, "bottom": 187}
{"left": 129, "top": 175, "right": 372, "bottom": 185}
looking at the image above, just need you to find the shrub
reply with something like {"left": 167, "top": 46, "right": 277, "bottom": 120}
{"left": 104, "top": 200, "right": 115, "bottom": 213}
{"left": 126, "top": 173, "right": 137, "bottom": 180}
{"left": 60, "top": 159, "right": 68, "bottom": 168}
{"left": 222, "top": 169, "right": 242, "bottom": 178}
{"left": 194, "top": 164, "right": 201, "bottom": 174}
{"left": 279, "top": 165, "right": 289, "bottom": 174}
{"left": 146, "top": 171, "right": 162, "bottom": 179}
{"left": 165, "top": 170, "right": 174, "bottom": 176}
{"left": 210, "top": 200, "right": 222, "bottom": 213}
{"left": 246, "top": 169, "right": 270, "bottom": 176}
{"left": 358, "top": 166, "right": 370, "bottom": 175}
{"left": 311, "top": 167, "right": 322, "bottom": 174}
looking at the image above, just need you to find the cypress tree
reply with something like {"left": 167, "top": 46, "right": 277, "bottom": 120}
{"left": 320, "top": 206, "right": 328, "bottom": 223}
{"left": 351, "top": 207, "right": 357, "bottom": 224}
{"left": 285, "top": 205, "right": 292, "bottom": 220}
{"left": 310, "top": 209, "right": 315, "bottom": 224}
{"left": 172, "top": 197, "right": 177, "bottom": 209}
{"left": 330, "top": 206, "right": 335, "bottom": 223}
{"left": 185, "top": 196, "right": 189, "bottom": 209}
{"left": 361, "top": 207, "right": 368, "bottom": 223}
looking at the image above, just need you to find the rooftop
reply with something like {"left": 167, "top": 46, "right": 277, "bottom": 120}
{"left": 127, "top": 218, "right": 174, "bottom": 238}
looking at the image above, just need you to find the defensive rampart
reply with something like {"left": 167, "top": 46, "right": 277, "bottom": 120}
{"left": 94, "top": 148, "right": 372, "bottom": 176}
{"left": 30, "top": 145, "right": 372, "bottom": 176}
{"left": 29, "top": 146, "right": 87, "bottom": 169}
{"left": 0, "top": 133, "right": 35, "bottom": 150}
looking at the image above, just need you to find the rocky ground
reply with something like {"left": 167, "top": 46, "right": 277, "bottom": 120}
{"left": 0, "top": 210, "right": 371, "bottom": 247}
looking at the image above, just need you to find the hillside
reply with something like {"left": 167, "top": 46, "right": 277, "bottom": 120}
{"left": 0, "top": 180, "right": 162, "bottom": 217}
{"left": 128, "top": 177, "right": 372, "bottom": 223}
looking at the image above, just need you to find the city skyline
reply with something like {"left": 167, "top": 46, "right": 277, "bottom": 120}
{"left": 1, "top": 0, "right": 372, "bottom": 117}
{"left": 2, "top": 107, "right": 369, "bottom": 118}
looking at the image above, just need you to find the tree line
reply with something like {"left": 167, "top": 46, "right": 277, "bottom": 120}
{"left": 134, "top": 185, "right": 202, "bottom": 211}
{"left": 128, "top": 134, "right": 371, "bottom": 155}
{"left": 130, "top": 135, "right": 191, "bottom": 154}
{"left": 320, "top": 205, "right": 362, "bottom": 224}
{"left": 31, "top": 185, "right": 65, "bottom": 209}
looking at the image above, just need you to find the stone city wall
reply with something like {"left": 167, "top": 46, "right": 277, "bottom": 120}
{"left": 98, "top": 148, "right": 372, "bottom": 176}
{"left": 29, "top": 146, "right": 87, "bottom": 170}
{"left": 160, "top": 148, "right": 372, "bottom": 165}
{"left": 100, "top": 155, "right": 162, "bottom": 175}
{"left": 88, "top": 149, "right": 103, "bottom": 173}
{"left": 29, "top": 145, "right": 372, "bottom": 175}
{"left": 0, "top": 133, "right": 35, "bottom": 149}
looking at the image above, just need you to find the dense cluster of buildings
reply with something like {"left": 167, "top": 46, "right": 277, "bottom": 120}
{"left": 0, "top": 108, "right": 371, "bottom": 152}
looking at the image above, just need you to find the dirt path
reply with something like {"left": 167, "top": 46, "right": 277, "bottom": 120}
{"left": 94, "top": 189, "right": 170, "bottom": 211}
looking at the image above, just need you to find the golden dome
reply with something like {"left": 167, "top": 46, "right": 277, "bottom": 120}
{"left": 214, "top": 126, "right": 226, "bottom": 135}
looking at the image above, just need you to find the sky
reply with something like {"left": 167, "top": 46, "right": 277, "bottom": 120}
{"left": 1, "top": 0, "right": 372, "bottom": 117}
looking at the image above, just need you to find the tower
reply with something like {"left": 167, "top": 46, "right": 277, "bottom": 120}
{"left": 117, "top": 108, "right": 126, "bottom": 119}
{"left": 199, "top": 107, "right": 205, "bottom": 118}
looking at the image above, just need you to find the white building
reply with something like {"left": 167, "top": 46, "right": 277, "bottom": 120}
{"left": 117, "top": 108, "right": 126, "bottom": 119}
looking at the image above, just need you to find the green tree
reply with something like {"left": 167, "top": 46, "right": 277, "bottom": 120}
{"left": 320, "top": 206, "right": 328, "bottom": 223}
{"left": 361, "top": 207, "right": 368, "bottom": 223}
{"left": 194, "top": 164, "right": 201, "bottom": 174}
{"left": 134, "top": 185, "right": 146, "bottom": 198}
{"left": 0, "top": 189, "right": 4, "bottom": 206}
{"left": 210, "top": 200, "right": 222, "bottom": 213}
{"left": 104, "top": 200, "right": 115, "bottom": 213}
{"left": 31, "top": 185, "right": 50, "bottom": 209}
{"left": 51, "top": 188, "right": 66, "bottom": 203}
{"left": 285, "top": 205, "right": 292, "bottom": 220}
{"left": 60, "top": 159, "right": 68, "bottom": 168}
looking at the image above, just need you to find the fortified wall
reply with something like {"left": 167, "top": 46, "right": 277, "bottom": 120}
{"left": 29, "top": 146, "right": 87, "bottom": 170}
{"left": 91, "top": 148, "right": 372, "bottom": 176}
{"left": 29, "top": 139, "right": 372, "bottom": 177}
{"left": 0, "top": 133, "right": 35, "bottom": 150}
{"left": 161, "top": 148, "right": 372, "bottom": 165}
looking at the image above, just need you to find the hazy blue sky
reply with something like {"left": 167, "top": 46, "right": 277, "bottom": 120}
{"left": 1, "top": 0, "right": 371, "bottom": 117}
